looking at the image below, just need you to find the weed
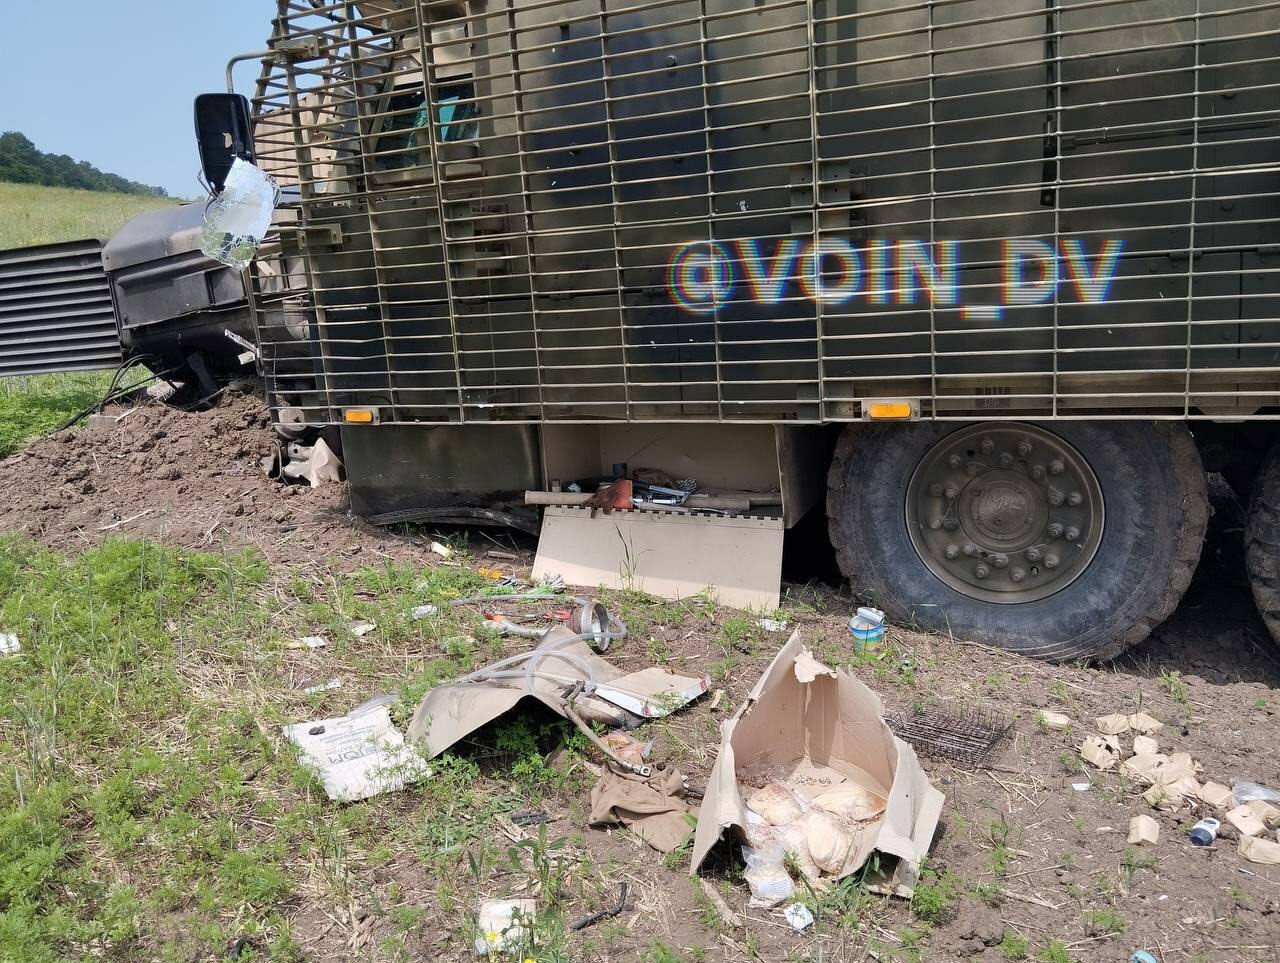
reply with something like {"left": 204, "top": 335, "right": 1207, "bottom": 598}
{"left": 1038, "top": 940, "right": 1074, "bottom": 963}
{"left": 1000, "top": 929, "right": 1030, "bottom": 960}
{"left": 911, "top": 864, "right": 962, "bottom": 924}
{"left": 972, "top": 881, "right": 1006, "bottom": 907}
{"left": 1157, "top": 670, "right": 1189, "bottom": 703}
{"left": 1082, "top": 907, "right": 1126, "bottom": 936}
{"left": 643, "top": 939, "right": 686, "bottom": 963}
{"left": 1057, "top": 751, "right": 1086, "bottom": 775}
{"left": 1119, "top": 847, "right": 1156, "bottom": 888}
{"left": 1048, "top": 681, "right": 1070, "bottom": 703}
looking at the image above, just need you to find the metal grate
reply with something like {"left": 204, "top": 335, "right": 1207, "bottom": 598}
{"left": 0, "top": 239, "right": 120, "bottom": 377}
{"left": 250, "top": 0, "right": 1280, "bottom": 425}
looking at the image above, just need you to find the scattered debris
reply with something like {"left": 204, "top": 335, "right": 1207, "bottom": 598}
{"left": 1233, "top": 780, "right": 1280, "bottom": 808}
{"left": 510, "top": 809, "right": 551, "bottom": 828}
{"left": 349, "top": 621, "right": 376, "bottom": 638}
{"left": 1198, "top": 781, "right": 1234, "bottom": 809}
{"left": 430, "top": 541, "right": 453, "bottom": 559}
{"left": 885, "top": 701, "right": 1013, "bottom": 768}
{"left": 283, "top": 699, "right": 430, "bottom": 801}
{"left": 1133, "top": 734, "right": 1159, "bottom": 755}
{"left": 1037, "top": 710, "right": 1072, "bottom": 731}
{"left": 1226, "top": 805, "right": 1269, "bottom": 838}
{"left": 410, "top": 604, "right": 438, "bottom": 620}
{"left": 848, "top": 606, "right": 886, "bottom": 652}
{"left": 1189, "top": 817, "right": 1221, "bottom": 846}
{"left": 1081, "top": 735, "right": 1120, "bottom": 770}
{"left": 0, "top": 632, "right": 19, "bottom": 656}
{"left": 473, "top": 899, "right": 536, "bottom": 956}
{"left": 571, "top": 883, "right": 628, "bottom": 931}
{"left": 692, "top": 633, "right": 943, "bottom": 897}
{"left": 1239, "top": 835, "right": 1280, "bottom": 866}
{"left": 1097, "top": 713, "right": 1131, "bottom": 735}
{"left": 288, "top": 635, "right": 327, "bottom": 650}
{"left": 1128, "top": 814, "right": 1160, "bottom": 846}
{"left": 280, "top": 438, "right": 342, "bottom": 487}
{"left": 783, "top": 902, "right": 815, "bottom": 931}
{"left": 1129, "top": 711, "right": 1164, "bottom": 735}
{"left": 302, "top": 678, "right": 343, "bottom": 696}
{"left": 589, "top": 766, "right": 698, "bottom": 852}
{"left": 756, "top": 618, "right": 788, "bottom": 633}
{"left": 708, "top": 688, "right": 725, "bottom": 711}
{"left": 741, "top": 841, "right": 794, "bottom": 907}
{"left": 1130, "top": 952, "right": 1158, "bottom": 963}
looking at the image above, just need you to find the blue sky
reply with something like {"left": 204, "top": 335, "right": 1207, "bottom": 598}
{"left": 1, "top": 2, "right": 274, "bottom": 198}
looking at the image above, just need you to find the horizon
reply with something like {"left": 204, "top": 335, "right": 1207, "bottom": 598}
{"left": 0, "top": 1, "right": 272, "bottom": 199}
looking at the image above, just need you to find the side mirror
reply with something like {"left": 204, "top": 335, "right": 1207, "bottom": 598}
{"left": 194, "top": 93, "right": 256, "bottom": 194}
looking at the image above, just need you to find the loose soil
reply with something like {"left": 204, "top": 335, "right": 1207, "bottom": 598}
{"left": 1, "top": 385, "right": 1278, "bottom": 962}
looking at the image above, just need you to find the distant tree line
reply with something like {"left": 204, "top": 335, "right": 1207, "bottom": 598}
{"left": 0, "top": 132, "right": 168, "bottom": 197}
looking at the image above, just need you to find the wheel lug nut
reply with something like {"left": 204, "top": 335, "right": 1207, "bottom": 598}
{"left": 992, "top": 554, "right": 1009, "bottom": 569}
{"left": 945, "top": 544, "right": 960, "bottom": 559}
{"left": 974, "top": 564, "right": 990, "bottom": 578}
{"left": 1065, "top": 526, "right": 1080, "bottom": 542}
{"left": 963, "top": 543, "right": 979, "bottom": 557}
{"left": 1048, "top": 490, "right": 1064, "bottom": 507}
{"left": 998, "top": 453, "right": 1013, "bottom": 468}
{"left": 1047, "top": 522, "right": 1064, "bottom": 539}
{"left": 1067, "top": 491, "right": 1082, "bottom": 506}
{"left": 1026, "top": 548, "right": 1042, "bottom": 562}
{"left": 1049, "top": 460, "right": 1065, "bottom": 475}
{"left": 948, "top": 454, "right": 962, "bottom": 469}
{"left": 929, "top": 483, "right": 943, "bottom": 497}
{"left": 928, "top": 517, "right": 942, "bottom": 530}
{"left": 965, "top": 462, "right": 981, "bottom": 476}
{"left": 944, "top": 486, "right": 958, "bottom": 499}
{"left": 1030, "top": 464, "right": 1046, "bottom": 480}
{"left": 980, "top": 438, "right": 995, "bottom": 455}
{"left": 943, "top": 518, "right": 959, "bottom": 531}
{"left": 1016, "top": 441, "right": 1032, "bottom": 457}
{"left": 1044, "top": 554, "right": 1059, "bottom": 569}
{"left": 1010, "top": 567, "right": 1026, "bottom": 582}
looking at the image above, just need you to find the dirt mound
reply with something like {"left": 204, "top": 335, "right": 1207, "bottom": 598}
{"left": 0, "top": 385, "right": 416, "bottom": 568}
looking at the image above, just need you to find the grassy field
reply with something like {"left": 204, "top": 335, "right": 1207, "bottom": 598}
{"left": 0, "top": 182, "right": 177, "bottom": 251}
{"left": 0, "top": 183, "right": 176, "bottom": 456}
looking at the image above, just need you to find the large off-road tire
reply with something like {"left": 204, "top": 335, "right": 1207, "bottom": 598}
{"left": 827, "top": 421, "right": 1207, "bottom": 662}
{"left": 1245, "top": 442, "right": 1280, "bottom": 644}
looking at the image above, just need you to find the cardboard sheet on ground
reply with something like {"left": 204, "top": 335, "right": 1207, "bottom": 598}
{"left": 406, "top": 634, "right": 708, "bottom": 757}
{"left": 283, "top": 701, "right": 431, "bottom": 802}
{"left": 691, "top": 633, "right": 944, "bottom": 896}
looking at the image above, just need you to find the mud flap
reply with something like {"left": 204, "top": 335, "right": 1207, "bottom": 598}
{"left": 532, "top": 507, "right": 785, "bottom": 611}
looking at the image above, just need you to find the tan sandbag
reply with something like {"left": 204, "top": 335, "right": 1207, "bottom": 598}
{"left": 1165, "top": 751, "right": 1201, "bottom": 773}
{"left": 805, "top": 810, "right": 854, "bottom": 875}
{"left": 1082, "top": 735, "right": 1118, "bottom": 770}
{"left": 1127, "top": 814, "right": 1160, "bottom": 846}
{"left": 809, "top": 783, "right": 887, "bottom": 822}
{"left": 1096, "top": 713, "right": 1131, "bottom": 735}
{"left": 1239, "top": 834, "right": 1280, "bottom": 865}
{"left": 747, "top": 782, "right": 806, "bottom": 827}
{"left": 1132, "top": 735, "right": 1159, "bottom": 756}
{"left": 1154, "top": 762, "right": 1200, "bottom": 801}
{"left": 1197, "top": 781, "right": 1234, "bottom": 809}
{"left": 773, "top": 821, "right": 822, "bottom": 883}
{"left": 1121, "top": 752, "right": 1167, "bottom": 786}
{"left": 1037, "top": 710, "right": 1071, "bottom": 731}
{"left": 1129, "top": 712, "right": 1164, "bottom": 735}
{"left": 1245, "top": 799, "right": 1280, "bottom": 829}
{"left": 1143, "top": 783, "right": 1184, "bottom": 811}
{"left": 1226, "top": 805, "right": 1268, "bottom": 838}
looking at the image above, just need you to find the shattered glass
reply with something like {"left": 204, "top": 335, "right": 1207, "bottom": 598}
{"left": 199, "top": 158, "right": 280, "bottom": 269}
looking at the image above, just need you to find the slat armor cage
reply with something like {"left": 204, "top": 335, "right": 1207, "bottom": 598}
{"left": 248, "top": 0, "right": 1280, "bottom": 424}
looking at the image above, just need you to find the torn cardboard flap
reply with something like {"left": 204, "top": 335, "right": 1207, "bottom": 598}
{"left": 690, "top": 633, "right": 944, "bottom": 897}
{"left": 406, "top": 630, "right": 708, "bottom": 758}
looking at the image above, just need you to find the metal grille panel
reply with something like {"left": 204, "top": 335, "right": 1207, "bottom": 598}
{"left": 0, "top": 239, "right": 120, "bottom": 377}
{"left": 252, "top": 0, "right": 1280, "bottom": 423}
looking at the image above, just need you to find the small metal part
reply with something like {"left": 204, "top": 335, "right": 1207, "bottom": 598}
{"left": 980, "top": 437, "right": 995, "bottom": 454}
{"left": 1047, "top": 522, "right": 1064, "bottom": 538}
{"left": 1068, "top": 492, "right": 1082, "bottom": 506}
{"left": 992, "top": 554, "right": 1009, "bottom": 569}
{"left": 1010, "top": 567, "right": 1026, "bottom": 582}
{"left": 928, "top": 517, "right": 942, "bottom": 530}
{"left": 945, "top": 544, "right": 960, "bottom": 559}
{"left": 1030, "top": 464, "right": 1046, "bottom": 480}
{"left": 1016, "top": 441, "right": 1032, "bottom": 457}
{"left": 1025, "top": 547, "right": 1042, "bottom": 562}
{"left": 1049, "top": 459, "right": 1065, "bottom": 475}
{"left": 998, "top": 453, "right": 1014, "bottom": 467}
{"left": 1044, "top": 554, "right": 1059, "bottom": 569}
{"left": 974, "top": 564, "right": 990, "bottom": 578}
{"left": 929, "top": 483, "right": 944, "bottom": 496}
{"left": 1065, "top": 526, "right": 1080, "bottom": 541}
{"left": 948, "top": 454, "right": 962, "bottom": 469}
{"left": 943, "top": 517, "right": 959, "bottom": 531}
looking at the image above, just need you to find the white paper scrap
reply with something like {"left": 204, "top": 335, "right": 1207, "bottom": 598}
{"left": 283, "top": 704, "right": 431, "bottom": 802}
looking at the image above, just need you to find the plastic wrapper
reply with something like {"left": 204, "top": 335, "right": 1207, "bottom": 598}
{"left": 200, "top": 158, "right": 280, "bottom": 269}
{"left": 741, "top": 843, "right": 794, "bottom": 907}
{"left": 1233, "top": 780, "right": 1280, "bottom": 807}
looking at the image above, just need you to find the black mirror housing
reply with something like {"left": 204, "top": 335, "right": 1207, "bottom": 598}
{"left": 194, "top": 93, "right": 255, "bottom": 194}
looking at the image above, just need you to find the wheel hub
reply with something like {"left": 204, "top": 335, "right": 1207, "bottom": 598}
{"left": 906, "top": 424, "right": 1105, "bottom": 604}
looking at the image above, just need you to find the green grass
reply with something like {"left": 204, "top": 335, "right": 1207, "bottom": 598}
{"left": 0, "top": 182, "right": 178, "bottom": 456}
{"left": 0, "top": 181, "right": 176, "bottom": 251}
